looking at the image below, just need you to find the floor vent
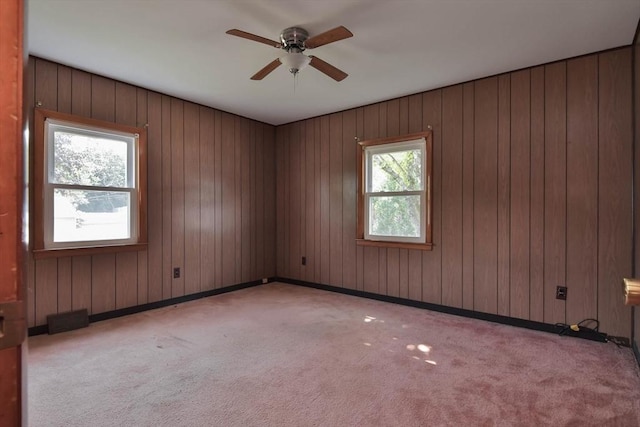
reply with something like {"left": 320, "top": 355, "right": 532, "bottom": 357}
{"left": 47, "top": 309, "right": 89, "bottom": 334}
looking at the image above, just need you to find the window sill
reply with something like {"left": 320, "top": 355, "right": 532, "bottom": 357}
{"left": 33, "top": 243, "right": 147, "bottom": 259}
{"left": 356, "top": 239, "right": 433, "bottom": 251}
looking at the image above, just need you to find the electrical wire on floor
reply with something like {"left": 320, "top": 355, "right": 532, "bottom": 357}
{"left": 554, "top": 318, "right": 628, "bottom": 347}
{"left": 555, "top": 318, "right": 600, "bottom": 336}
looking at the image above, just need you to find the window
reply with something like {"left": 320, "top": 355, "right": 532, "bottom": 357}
{"left": 34, "top": 109, "right": 147, "bottom": 257}
{"left": 357, "top": 131, "right": 433, "bottom": 250}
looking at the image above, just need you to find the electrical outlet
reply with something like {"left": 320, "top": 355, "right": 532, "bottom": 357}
{"left": 556, "top": 286, "right": 567, "bottom": 300}
{"left": 302, "top": 256, "right": 306, "bottom": 266}
{"left": 173, "top": 267, "right": 180, "bottom": 279}
{"left": 262, "top": 278, "right": 268, "bottom": 284}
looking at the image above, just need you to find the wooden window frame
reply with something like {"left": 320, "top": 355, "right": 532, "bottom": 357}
{"left": 357, "top": 131, "right": 433, "bottom": 251}
{"left": 33, "top": 108, "right": 147, "bottom": 259}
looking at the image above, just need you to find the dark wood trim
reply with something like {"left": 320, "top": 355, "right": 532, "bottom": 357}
{"left": 634, "top": 339, "right": 640, "bottom": 367}
{"left": 277, "top": 277, "right": 612, "bottom": 344}
{"left": 356, "top": 239, "right": 432, "bottom": 251}
{"left": 357, "top": 131, "right": 433, "bottom": 147}
{"left": 28, "top": 278, "right": 275, "bottom": 335}
{"left": 33, "top": 243, "right": 148, "bottom": 260}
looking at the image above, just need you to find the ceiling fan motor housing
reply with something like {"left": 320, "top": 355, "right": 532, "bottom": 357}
{"left": 280, "top": 27, "right": 309, "bottom": 52}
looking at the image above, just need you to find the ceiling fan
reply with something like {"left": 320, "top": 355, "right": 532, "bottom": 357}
{"left": 226, "top": 26, "right": 353, "bottom": 81}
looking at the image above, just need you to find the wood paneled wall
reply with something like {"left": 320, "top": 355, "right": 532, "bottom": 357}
{"left": 27, "top": 57, "right": 276, "bottom": 328}
{"left": 276, "top": 48, "right": 634, "bottom": 338}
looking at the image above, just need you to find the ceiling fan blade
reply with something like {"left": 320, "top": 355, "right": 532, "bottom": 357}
{"left": 304, "top": 26, "right": 353, "bottom": 49}
{"left": 250, "top": 58, "right": 282, "bottom": 80}
{"left": 226, "top": 29, "right": 281, "bottom": 48}
{"left": 309, "top": 56, "right": 348, "bottom": 82}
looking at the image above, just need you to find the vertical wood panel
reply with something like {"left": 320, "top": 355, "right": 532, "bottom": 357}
{"left": 356, "top": 108, "right": 364, "bottom": 291}
{"left": 171, "top": 99, "right": 185, "bottom": 297}
{"left": 473, "top": 77, "right": 499, "bottom": 314}
{"left": 264, "top": 126, "right": 276, "bottom": 277}
{"left": 387, "top": 98, "right": 400, "bottom": 137}
{"left": 91, "top": 254, "right": 115, "bottom": 314}
{"left": 598, "top": 49, "right": 632, "bottom": 337}
{"left": 313, "top": 118, "right": 324, "bottom": 283}
{"left": 343, "top": 111, "right": 358, "bottom": 290}
{"left": 421, "top": 90, "right": 441, "bottom": 303}
{"left": 510, "top": 69, "right": 531, "bottom": 319}
{"left": 221, "top": 113, "right": 236, "bottom": 286}
{"left": 136, "top": 88, "right": 149, "bottom": 304}
{"left": 161, "top": 95, "right": 172, "bottom": 298}
{"left": 249, "top": 122, "right": 257, "bottom": 281}
{"left": 289, "top": 123, "right": 302, "bottom": 280}
{"left": 408, "top": 94, "right": 423, "bottom": 133}
{"left": 214, "top": 111, "right": 223, "bottom": 286}
{"left": 56, "top": 257, "right": 72, "bottom": 313}
{"left": 34, "top": 259, "right": 57, "bottom": 326}
{"left": 363, "top": 247, "right": 379, "bottom": 293}
{"left": 115, "top": 82, "right": 137, "bottom": 126}
{"left": 379, "top": 101, "right": 388, "bottom": 137}
{"left": 299, "top": 123, "right": 306, "bottom": 281}
{"left": 146, "top": 92, "right": 163, "bottom": 303}
{"left": 34, "top": 58, "right": 57, "bottom": 109}
{"left": 441, "top": 85, "right": 463, "bottom": 308}
{"left": 399, "top": 97, "right": 409, "bottom": 134}
{"left": 320, "top": 116, "right": 331, "bottom": 284}
{"left": 544, "top": 62, "right": 567, "bottom": 325}
{"left": 57, "top": 65, "right": 71, "bottom": 114}
{"left": 386, "top": 248, "right": 400, "bottom": 297}
{"left": 234, "top": 118, "right": 243, "bottom": 283}
{"left": 91, "top": 75, "right": 115, "bottom": 122}
{"left": 71, "top": 256, "right": 91, "bottom": 312}
{"left": 399, "top": 249, "right": 409, "bottom": 299}
{"left": 529, "top": 66, "right": 545, "bottom": 322}
{"left": 280, "top": 125, "right": 290, "bottom": 278}
{"left": 462, "top": 82, "right": 475, "bottom": 310}
{"left": 378, "top": 249, "right": 387, "bottom": 295}
{"left": 256, "top": 123, "right": 266, "bottom": 279}
{"left": 184, "top": 102, "right": 201, "bottom": 294}
{"left": 330, "top": 113, "right": 343, "bottom": 286}
{"left": 304, "top": 120, "right": 315, "bottom": 281}
{"left": 566, "top": 56, "right": 598, "bottom": 325}
{"left": 408, "top": 250, "right": 422, "bottom": 300}
{"left": 497, "top": 75, "right": 511, "bottom": 316}
{"left": 115, "top": 252, "right": 137, "bottom": 309}
{"left": 71, "top": 69, "right": 91, "bottom": 116}
{"left": 236, "top": 119, "right": 255, "bottom": 283}
{"left": 200, "top": 107, "right": 215, "bottom": 290}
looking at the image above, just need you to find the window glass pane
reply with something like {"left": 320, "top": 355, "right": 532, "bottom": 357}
{"left": 370, "top": 148, "right": 422, "bottom": 192}
{"left": 53, "top": 189, "right": 130, "bottom": 243}
{"left": 52, "top": 130, "right": 129, "bottom": 187}
{"left": 369, "top": 195, "right": 421, "bottom": 238}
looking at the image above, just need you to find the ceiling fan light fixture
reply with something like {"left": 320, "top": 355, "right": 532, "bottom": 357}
{"left": 280, "top": 51, "right": 311, "bottom": 75}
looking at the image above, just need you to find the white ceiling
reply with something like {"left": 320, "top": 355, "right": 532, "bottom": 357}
{"left": 28, "top": 0, "right": 640, "bottom": 126}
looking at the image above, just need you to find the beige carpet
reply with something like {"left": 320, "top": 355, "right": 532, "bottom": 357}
{"left": 28, "top": 283, "right": 640, "bottom": 426}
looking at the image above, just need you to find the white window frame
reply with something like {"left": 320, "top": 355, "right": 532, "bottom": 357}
{"left": 364, "top": 138, "right": 426, "bottom": 244}
{"left": 34, "top": 108, "right": 147, "bottom": 257}
{"left": 43, "top": 119, "right": 139, "bottom": 249}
